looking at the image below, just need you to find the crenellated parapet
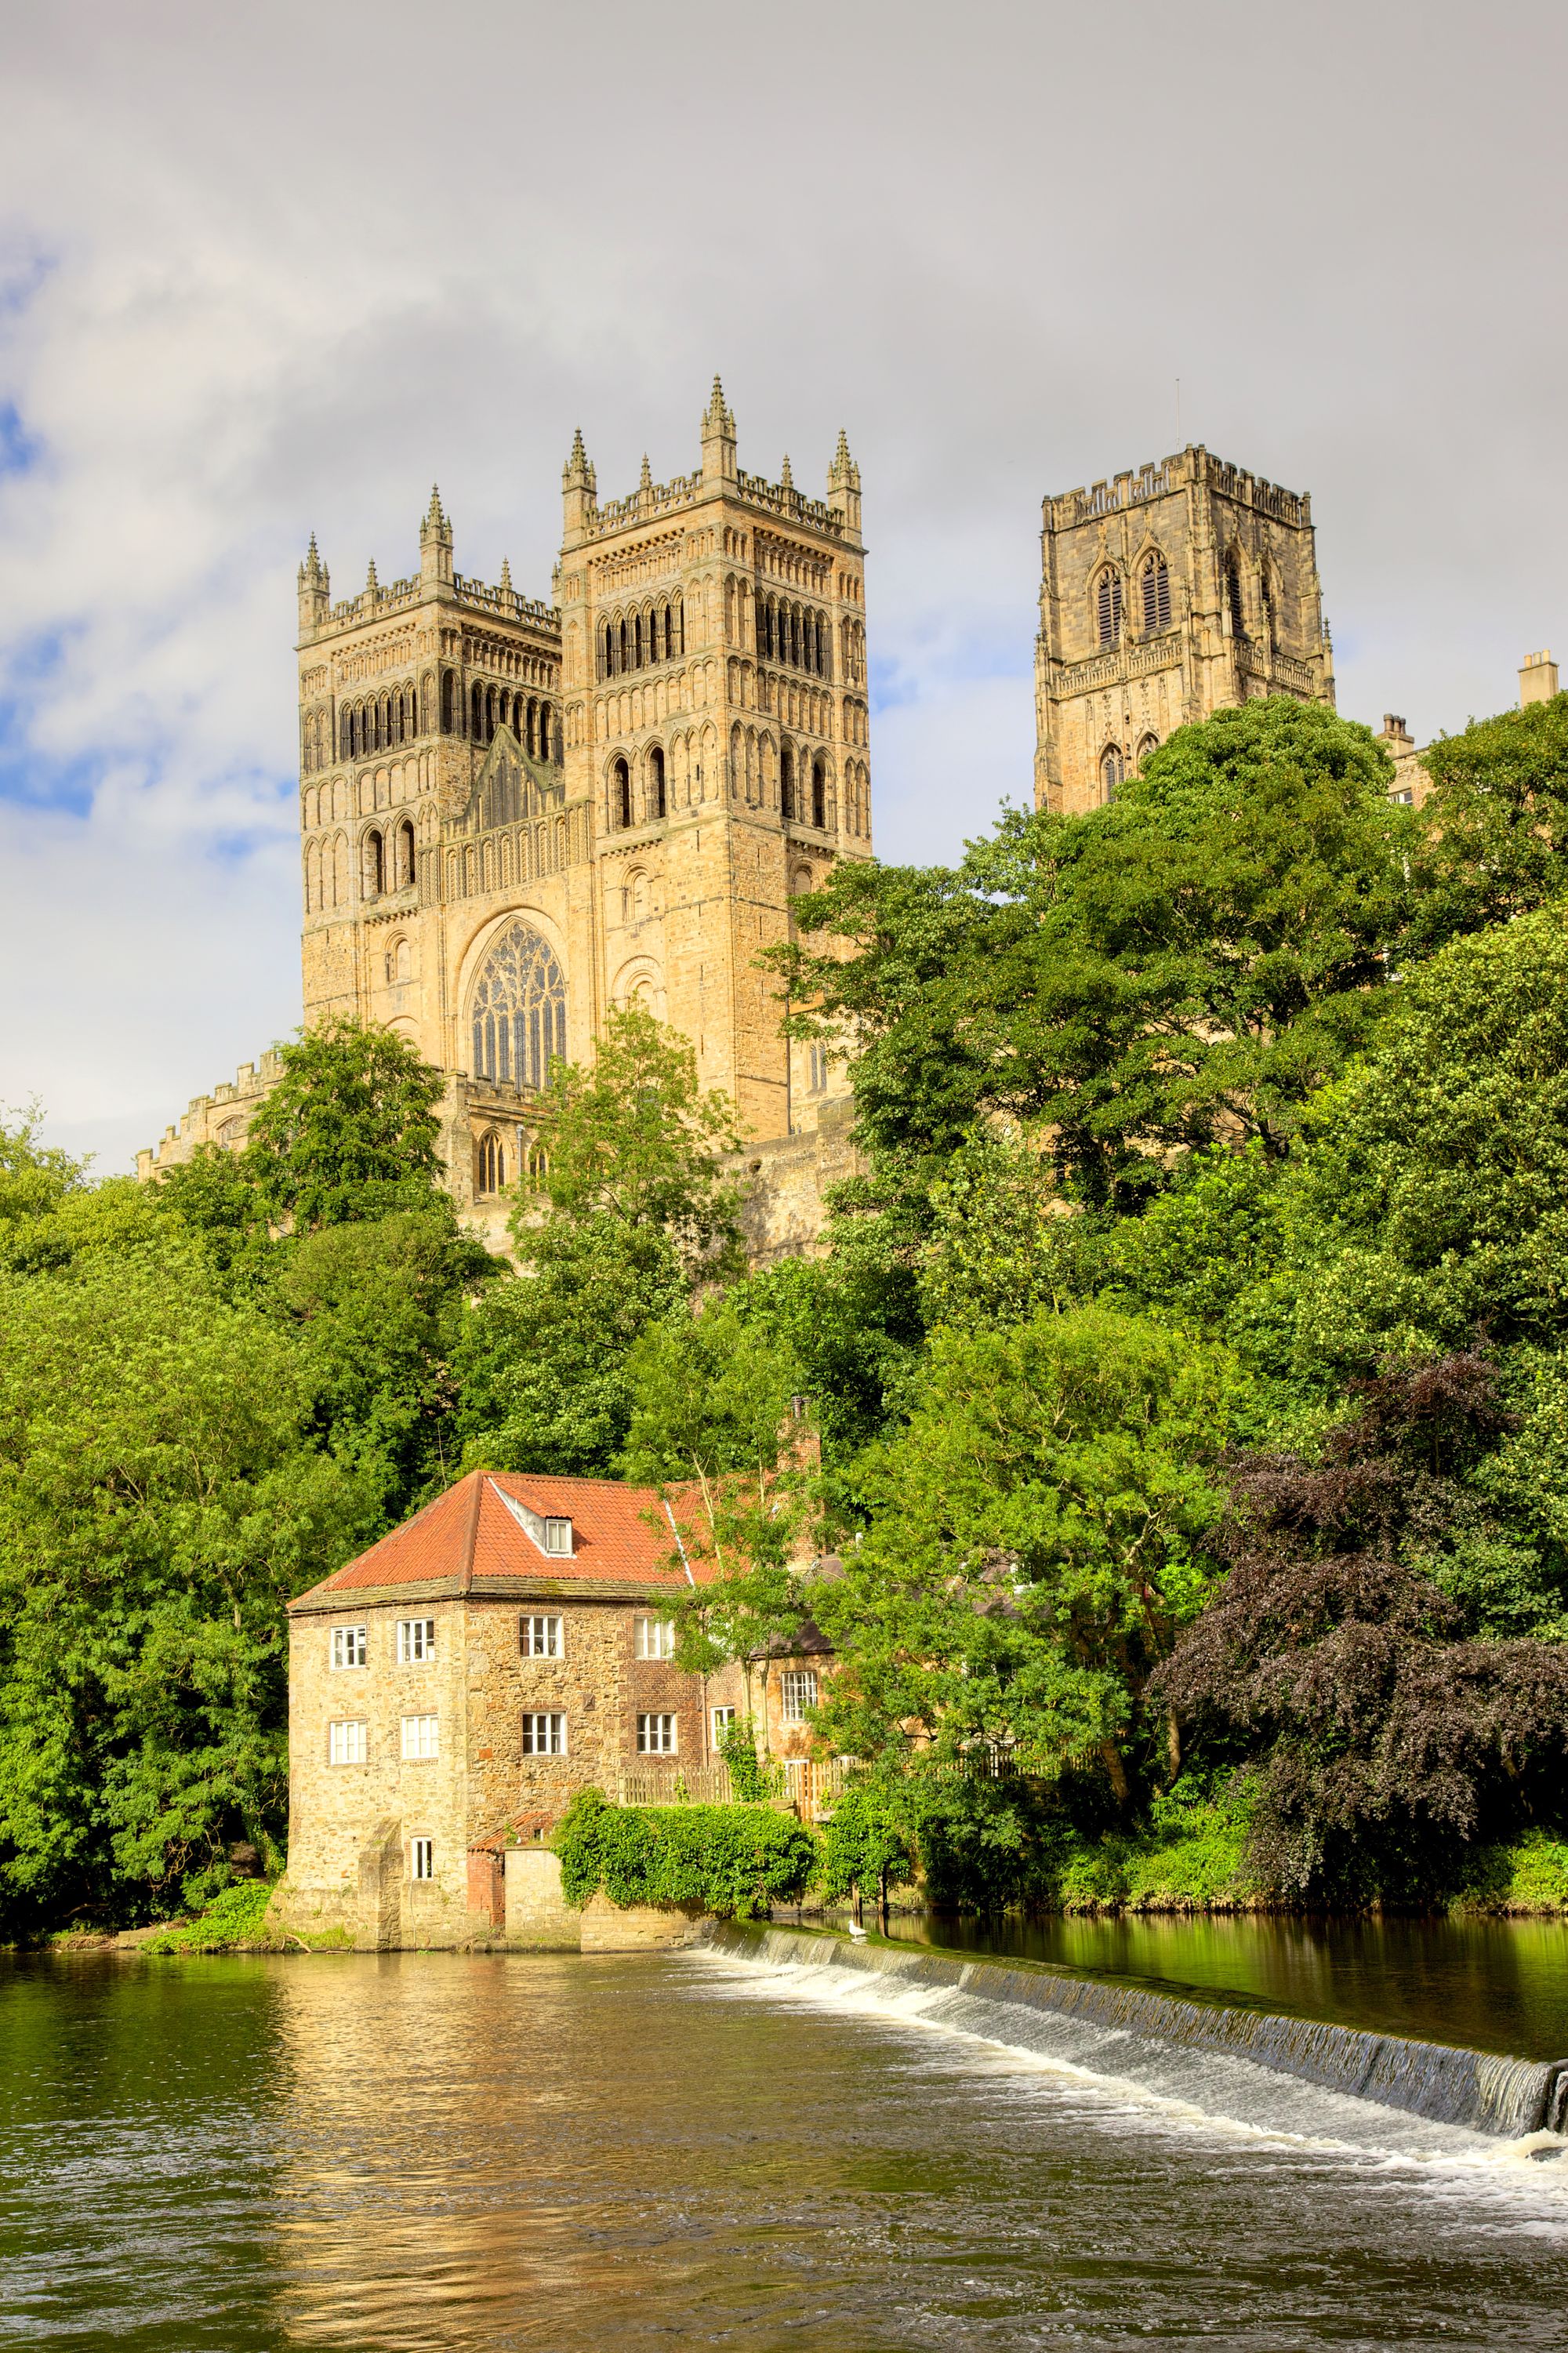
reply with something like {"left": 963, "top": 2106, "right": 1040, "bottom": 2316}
{"left": 136, "top": 1050, "right": 284, "bottom": 1180}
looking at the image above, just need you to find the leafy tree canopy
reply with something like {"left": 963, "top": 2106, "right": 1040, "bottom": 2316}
{"left": 775, "top": 699, "right": 1412, "bottom": 1211}
{"left": 1413, "top": 691, "right": 1568, "bottom": 947}
{"left": 238, "top": 1015, "right": 445, "bottom": 1232}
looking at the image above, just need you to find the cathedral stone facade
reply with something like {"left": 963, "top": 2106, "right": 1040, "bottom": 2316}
{"left": 141, "top": 383, "right": 873, "bottom": 1251}
{"left": 1034, "top": 444, "right": 1335, "bottom": 815}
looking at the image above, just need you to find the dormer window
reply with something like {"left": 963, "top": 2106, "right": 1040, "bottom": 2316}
{"left": 490, "top": 1481, "right": 576, "bottom": 1559}
{"left": 543, "top": 1517, "right": 572, "bottom": 1556}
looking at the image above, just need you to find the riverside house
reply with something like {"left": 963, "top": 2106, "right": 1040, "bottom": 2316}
{"left": 276, "top": 1469, "right": 836, "bottom": 1949}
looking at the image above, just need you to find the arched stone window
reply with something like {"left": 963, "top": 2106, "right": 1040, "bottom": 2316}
{"left": 440, "top": 671, "right": 455, "bottom": 735}
{"left": 780, "top": 740, "right": 796, "bottom": 822}
{"left": 1101, "top": 745, "right": 1124, "bottom": 801}
{"left": 1134, "top": 732, "right": 1160, "bottom": 774}
{"left": 612, "top": 756, "right": 632, "bottom": 829}
{"left": 340, "top": 710, "right": 353, "bottom": 761}
{"left": 1225, "top": 554, "right": 1247, "bottom": 641}
{"left": 1096, "top": 569, "right": 1123, "bottom": 650}
{"left": 469, "top": 921, "right": 567, "bottom": 1091}
{"left": 811, "top": 754, "right": 827, "bottom": 830}
{"left": 1141, "top": 554, "right": 1171, "bottom": 634}
{"left": 649, "top": 744, "right": 666, "bottom": 819}
{"left": 395, "top": 819, "right": 416, "bottom": 891}
{"left": 475, "top": 1131, "right": 506, "bottom": 1196}
{"left": 540, "top": 703, "right": 557, "bottom": 763}
{"left": 385, "top": 935, "right": 412, "bottom": 984}
{"left": 363, "top": 829, "right": 384, "bottom": 898}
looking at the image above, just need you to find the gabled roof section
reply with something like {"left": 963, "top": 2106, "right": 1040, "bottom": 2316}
{"left": 289, "top": 1469, "right": 702, "bottom": 1610}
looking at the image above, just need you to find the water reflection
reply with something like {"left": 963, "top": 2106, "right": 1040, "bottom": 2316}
{"left": 2, "top": 1945, "right": 1567, "bottom": 2353}
{"left": 880, "top": 1910, "right": 1568, "bottom": 2057}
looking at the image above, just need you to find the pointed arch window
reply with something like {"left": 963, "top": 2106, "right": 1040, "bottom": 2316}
{"left": 1225, "top": 555, "right": 1247, "bottom": 641}
{"left": 363, "top": 829, "right": 384, "bottom": 898}
{"left": 1096, "top": 568, "right": 1123, "bottom": 649}
{"left": 612, "top": 757, "right": 632, "bottom": 829}
{"left": 1141, "top": 554, "right": 1171, "bottom": 634}
{"left": 811, "top": 755, "right": 827, "bottom": 830}
{"left": 1101, "top": 745, "right": 1124, "bottom": 801}
{"left": 1134, "top": 732, "right": 1159, "bottom": 775}
{"left": 780, "top": 741, "right": 796, "bottom": 822}
{"left": 475, "top": 1131, "right": 506, "bottom": 1196}
{"left": 395, "top": 820, "right": 416, "bottom": 891}
{"left": 649, "top": 744, "right": 666, "bottom": 819}
{"left": 469, "top": 921, "right": 567, "bottom": 1091}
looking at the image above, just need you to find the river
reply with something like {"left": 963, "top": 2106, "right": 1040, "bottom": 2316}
{"left": 2, "top": 1923, "right": 1566, "bottom": 2351}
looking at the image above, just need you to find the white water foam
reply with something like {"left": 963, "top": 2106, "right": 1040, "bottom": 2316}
{"left": 679, "top": 1944, "right": 1568, "bottom": 2220}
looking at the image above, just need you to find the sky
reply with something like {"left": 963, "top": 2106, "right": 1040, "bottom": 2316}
{"left": 2, "top": 0, "right": 1566, "bottom": 1171}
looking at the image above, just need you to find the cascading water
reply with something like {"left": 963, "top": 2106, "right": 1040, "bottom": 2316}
{"left": 700, "top": 1922, "right": 1568, "bottom": 2141}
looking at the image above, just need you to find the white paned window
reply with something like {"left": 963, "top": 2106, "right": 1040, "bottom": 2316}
{"left": 328, "top": 1719, "right": 368, "bottom": 1765}
{"left": 522, "top": 1614, "right": 563, "bottom": 1658}
{"left": 397, "top": 1617, "right": 435, "bottom": 1664}
{"left": 634, "top": 1615, "right": 677, "bottom": 1661}
{"left": 543, "top": 1517, "right": 573, "bottom": 1555}
{"left": 410, "top": 1837, "right": 434, "bottom": 1882}
{"left": 711, "top": 1705, "right": 737, "bottom": 1743}
{"left": 780, "top": 1669, "right": 818, "bottom": 1724}
{"left": 637, "top": 1712, "right": 677, "bottom": 1754}
{"left": 330, "top": 1625, "right": 367, "bottom": 1670}
{"left": 521, "top": 1712, "right": 568, "bottom": 1756}
{"left": 401, "top": 1713, "right": 439, "bottom": 1761}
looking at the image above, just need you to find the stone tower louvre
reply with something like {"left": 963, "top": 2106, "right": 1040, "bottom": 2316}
{"left": 557, "top": 381, "right": 872, "bottom": 1139}
{"left": 1033, "top": 445, "right": 1334, "bottom": 815}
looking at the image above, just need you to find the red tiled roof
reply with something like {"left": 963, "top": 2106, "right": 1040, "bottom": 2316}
{"left": 289, "top": 1469, "right": 709, "bottom": 1609}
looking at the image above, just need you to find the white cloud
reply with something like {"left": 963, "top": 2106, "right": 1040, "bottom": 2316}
{"left": 2, "top": 0, "right": 1567, "bottom": 1165}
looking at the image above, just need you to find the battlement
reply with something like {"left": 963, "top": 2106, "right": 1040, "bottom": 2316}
{"left": 314, "top": 572, "right": 558, "bottom": 634}
{"left": 574, "top": 461, "right": 845, "bottom": 546}
{"left": 136, "top": 1048, "right": 284, "bottom": 1182}
{"left": 1045, "top": 445, "right": 1310, "bottom": 533}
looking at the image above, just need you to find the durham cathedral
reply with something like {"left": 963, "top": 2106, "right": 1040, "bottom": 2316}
{"left": 139, "top": 387, "right": 1343, "bottom": 1251}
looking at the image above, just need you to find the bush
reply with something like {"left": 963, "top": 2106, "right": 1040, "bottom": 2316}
{"left": 1452, "top": 1832, "right": 1568, "bottom": 1915}
{"left": 135, "top": 1879, "right": 278, "bottom": 1952}
{"left": 554, "top": 1788, "right": 818, "bottom": 1919}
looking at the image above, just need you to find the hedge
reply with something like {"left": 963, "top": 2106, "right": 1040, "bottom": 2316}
{"left": 554, "top": 1788, "right": 818, "bottom": 1919}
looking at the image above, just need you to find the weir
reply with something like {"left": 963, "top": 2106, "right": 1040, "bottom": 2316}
{"left": 702, "top": 1923, "right": 1568, "bottom": 2140}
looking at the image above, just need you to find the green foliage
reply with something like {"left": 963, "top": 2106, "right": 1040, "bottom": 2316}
{"left": 1412, "top": 692, "right": 1568, "bottom": 947}
{"left": 717, "top": 1716, "right": 781, "bottom": 1800}
{"left": 810, "top": 1305, "right": 1233, "bottom": 1803}
{"left": 777, "top": 699, "right": 1411, "bottom": 1211}
{"left": 516, "top": 1005, "right": 744, "bottom": 1273}
{"left": 0, "top": 1219, "right": 377, "bottom": 1934}
{"left": 135, "top": 1877, "right": 279, "bottom": 1952}
{"left": 1452, "top": 1832, "right": 1568, "bottom": 1915}
{"left": 240, "top": 1016, "right": 445, "bottom": 1232}
{"left": 553, "top": 1788, "right": 817, "bottom": 1919}
{"left": 1285, "top": 904, "right": 1568, "bottom": 1372}
{"left": 815, "top": 1784, "right": 916, "bottom": 1904}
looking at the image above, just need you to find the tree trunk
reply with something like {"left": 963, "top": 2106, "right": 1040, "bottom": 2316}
{"left": 1099, "top": 1740, "right": 1131, "bottom": 1810}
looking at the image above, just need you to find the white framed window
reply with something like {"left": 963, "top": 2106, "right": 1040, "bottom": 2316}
{"left": 521, "top": 1712, "right": 568, "bottom": 1756}
{"left": 637, "top": 1712, "right": 678, "bottom": 1754}
{"left": 410, "top": 1837, "right": 434, "bottom": 1882}
{"left": 330, "top": 1625, "right": 367, "bottom": 1670}
{"left": 808, "top": 1043, "right": 829, "bottom": 1095}
{"left": 401, "top": 1713, "right": 439, "bottom": 1761}
{"left": 328, "top": 1719, "right": 368, "bottom": 1766}
{"left": 711, "top": 1705, "right": 737, "bottom": 1743}
{"left": 397, "top": 1617, "right": 435, "bottom": 1665}
{"left": 542, "top": 1516, "right": 573, "bottom": 1555}
{"left": 522, "top": 1614, "right": 563, "bottom": 1658}
{"left": 780, "top": 1669, "right": 818, "bottom": 1724}
{"left": 634, "top": 1614, "right": 677, "bottom": 1661}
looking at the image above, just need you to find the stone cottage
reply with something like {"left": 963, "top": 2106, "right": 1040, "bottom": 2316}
{"left": 276, "top": 1467, "right": 836, "bottom": 1949}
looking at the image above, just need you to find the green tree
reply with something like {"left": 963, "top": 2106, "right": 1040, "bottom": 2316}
{"left": 775, "top": 699, "right": 1412, "bottom": 1211}
{"left": 810, "top": 1304, "right": 1234, "bottom": 1807}
{"left": 0, "top": 1228, "right": 376, "bottom": 1932}
{"left": 454, "top": 1009, "right": 745, "bottom": 1476}
{"left": 240, "top": 1016, "right": 445, "bottom": 1231}
{"left": 1412, "top": 692, "right": 1568, "bottom": 949}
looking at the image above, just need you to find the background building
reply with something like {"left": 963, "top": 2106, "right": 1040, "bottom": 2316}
{"left": 1033, "top": 444, "right": 1335, "bottom": 814}
{"left": 140, "top": 383, "right": 873, "bottom": 1252}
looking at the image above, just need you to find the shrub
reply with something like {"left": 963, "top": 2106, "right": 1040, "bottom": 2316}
{"left": 136, "top": 1879, "right": 278, "bottom": 1952}
{"left": 554, "top": 1788, "right": 818, "bottom": 1919}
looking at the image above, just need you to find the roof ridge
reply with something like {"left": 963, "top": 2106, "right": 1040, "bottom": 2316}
{"left": 461, "top": 1469, "right": 484, "bottom": 1596}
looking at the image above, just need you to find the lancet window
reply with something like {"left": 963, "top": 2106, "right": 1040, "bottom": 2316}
{"left": 757, "top": 595, "right": 831, "bottom": 679}
{"left": 597, "top": 598, "right": 684, "bottom": 681}
{"left": 1141, "top": 553, "right": 1171, "bottom": 634}
{"left": 469, "top": 921, "right": 567, "bottom": 1091}
{"left": 1095, "top": 568, "right": 1123, "bottom": 649}
{"left": 1101, "top": 745, "right": 1124, "bottom": 800}
{"left": 1225, "top": 554, "right": 1247, "bottom": 641}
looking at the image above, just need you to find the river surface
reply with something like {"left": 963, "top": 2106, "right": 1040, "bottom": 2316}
{"left": 3, "top": 1932, "right": 1567, "bottom": 2352}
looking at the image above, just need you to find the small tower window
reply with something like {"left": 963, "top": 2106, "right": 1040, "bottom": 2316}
{"left": 650, "top": 744, "right": 666, "bottom": 819}
{"left": 1101, "top": 745, "right": 1124, "bottom": 801}
{"left": 613, "top": 757, "right": 632, "bottom": 829}
{"left": 811, "top": 756, "right": 827, "bottom": 830}
{"left": 780, "top": 741, "right": 796, "bottom": 822}
{"left": 1096, "top": 569, "right": 1123, "bottom": 649}
{"left": 1141, "top": 554, "right": 1171, "bottom": 634}
{"left": 440, "top": 670, "right": 455, "bottom": 734}
{"left": 363, "top": 829, "right": 384, "bottom": 898}
{"left": 1225, "top": 555, "right": 1247, "bottom": 641}
{"left": 1134, "top": 732, "right": 1159, "bottom": 774}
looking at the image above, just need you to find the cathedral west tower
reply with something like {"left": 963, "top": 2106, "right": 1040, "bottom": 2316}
{"left": 1034, "top": 444, "right": 1334, "bottom": 814}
